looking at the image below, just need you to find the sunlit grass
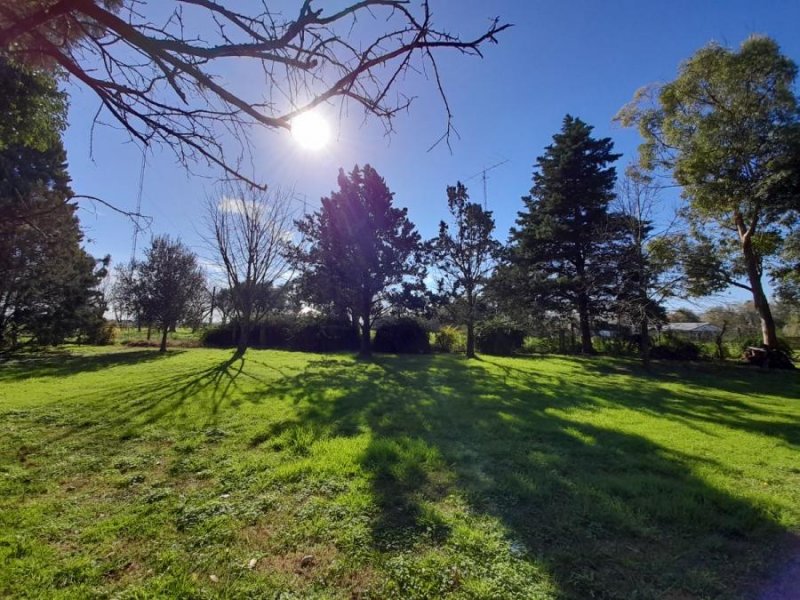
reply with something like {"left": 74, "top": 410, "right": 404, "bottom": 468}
{"left": 1, "top": 347, "right": 798, "bottom": 598}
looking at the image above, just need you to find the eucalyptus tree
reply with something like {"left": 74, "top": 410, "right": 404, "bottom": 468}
{"left": 618, "top": 36, "right": 800, "bottom": 352}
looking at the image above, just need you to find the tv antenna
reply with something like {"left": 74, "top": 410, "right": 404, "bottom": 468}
{"left": 130, "top": 147, "right": 147, "bottom": 263}
{"left": 464, "top": 159, "right": 509, "bottom": 209}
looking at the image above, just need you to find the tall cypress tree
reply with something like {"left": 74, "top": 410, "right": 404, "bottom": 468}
{"left": 508, "top": 115, "right": 622, "bottom": 354}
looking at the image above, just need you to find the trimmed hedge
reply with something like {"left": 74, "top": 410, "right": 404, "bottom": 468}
{"left": 373, "top": 317, "right": 431, "bottom": 354}
{"left": 650, "top": 336, "right": 703, "bottom": 361}
{"left": 202, "top": 316, "right": 359, "bottom": 352}
{"left": 476, "top": 320, "right": 525, "bottom": 356}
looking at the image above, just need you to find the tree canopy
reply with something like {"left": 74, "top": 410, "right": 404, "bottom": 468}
{"left": 429, "top": 182, "right": 501, "bottom": 358}
{"left": 503, "top": 115, "right": 624, "bottom": 354}
{"left": 618, "top": 36, "right": 800, "bottom": 350}
{"left": 0, "top": 57, "right": 106, "bottom": 349}
{"left": 291, "top": 165, "right": 424, "bottom": 356}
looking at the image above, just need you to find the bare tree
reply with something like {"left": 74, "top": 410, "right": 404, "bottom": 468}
{"left": 206, "top": 183, "right": 293, "bottom": 354}
{"left": 613, "top": 168, "right": 683, "bottom": 366}
{"left": 1, "top": 1, "right": 510, "bottom": 185}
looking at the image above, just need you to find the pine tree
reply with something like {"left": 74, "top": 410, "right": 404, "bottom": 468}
{"left": 292, "top": 165, "right": 424, "bottom": 357}
{"left": 508, "top": 115, "right": 623, "bottom": 354}
{"left": 0, "top": 58, "right": 106, "bottom": 349}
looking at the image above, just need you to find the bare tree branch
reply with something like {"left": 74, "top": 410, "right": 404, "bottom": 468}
{"left": 2, "top": 1, "right": 511, "bottom": 184}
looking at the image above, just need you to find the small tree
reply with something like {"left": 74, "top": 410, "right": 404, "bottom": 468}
{"left": 292, "top": 165, "right": 424, "bottom": 357}
{"left": 137, "top": 235, "right": 206, "bottom": 352}
{"left": 613, "top": 169, "right": 679, "bottom": 366}
{"left": 206, "top": 184, "right": 293, "bottom": 355}
{"left": 429, "top": 182, "right": 501, "bottom": 358}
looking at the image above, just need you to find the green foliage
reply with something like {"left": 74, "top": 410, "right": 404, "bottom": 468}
{"left": 476, "top": 319, "right": 525, "bottom": 355}
{"left": 618, "top": 36, "right": 800, "bottom": 347}
{"left": 291, "top": 165, "right": 425, "bottom": 355}
{"left": 374, "top": 317, "right": 431, "bottom": 354}
{"left": 504, "top": 115, "right": 626, "bottom": 354}
{"left": 0, "top": 57, "right": 66, "bottom": 152}
{"left": 650, "top": 336, "right": 704, "bottom": 361}
{"left": 429, "top": 182, "right": 501, "bottom": 356}
{"left": 432, "top": 325, "right": 466, "bottom": 353}
{"left": 0, "top": 58, "right": 106, "bottom": 349}
{"left": 202, "top": 316, "right": 359, "bottom": 353}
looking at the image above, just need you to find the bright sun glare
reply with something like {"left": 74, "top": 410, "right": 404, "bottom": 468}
{"left": 291, "top": 111, "right": 331, "bottom": 151}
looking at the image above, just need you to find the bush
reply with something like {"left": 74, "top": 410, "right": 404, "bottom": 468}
{"left": 202, "top": 316, "right": 359, "bottom": 352}
{"left": 650, "top": 336, "right": 703, "bottom": 361}
{"left": 374, "top": 317, "right": 431, "bottom": 354}
{"left": 432, "top": 325, "right": 465, "bottom": 353}
{"left": 292, "top": 318, "right": 359, "bottom": 353}
{"left": 476, "top": 320, "right": 525, "bottom": 356}
{"left": 202, "top": 323, "right": 238, "bottom": 348}
{"left": 83, "top": 320, "right": 118, "bottom": 345}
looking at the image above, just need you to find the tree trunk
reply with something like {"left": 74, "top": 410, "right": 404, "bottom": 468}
{"left": 466, "top": 320, "right": 476, "bottom": 358}
{"left": 236, "top": 318, "right": 250, "bottom": 356}
{"left": 466, "top": 291, "right": 476, "bottom": 359}
{"left": 639, "top": 313, "right": 650, "bottom": 368}
{"left": 741, "top": 237, "right": 779, "bottom": 348}
{"left": 577, "top": 292, "right": 594, "bottom": 354}
{"left": 159, "top": 328, "right": 168, "bottom": 353}
{"left": 359, "top": 311, "right": 371, "bottom": 357}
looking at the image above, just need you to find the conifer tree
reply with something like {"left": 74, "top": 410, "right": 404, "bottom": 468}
{"left": 506, "top": 115, "right": 623, "bottom": 354}
{"left": 292, "top": 165, "right": 424, "bottom": 357}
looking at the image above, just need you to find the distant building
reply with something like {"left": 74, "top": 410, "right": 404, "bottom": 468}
{"left": 661, "top": 322, "right": 722, "bottom": 341}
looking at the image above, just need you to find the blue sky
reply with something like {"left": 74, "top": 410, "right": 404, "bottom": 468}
{"left": 64, "top": 1, "right": 800, "bottom": 307}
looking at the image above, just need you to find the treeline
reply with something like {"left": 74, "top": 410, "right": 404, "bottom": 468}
{"left": 2, "top": 38, "right": 799, "bottom": 367}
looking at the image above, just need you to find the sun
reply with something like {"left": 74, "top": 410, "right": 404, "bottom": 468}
{"left": 291, "top": 110, "right": 331, "bottom": 150}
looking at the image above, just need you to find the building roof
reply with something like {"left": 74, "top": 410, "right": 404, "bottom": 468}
{"left": 663, "top": 322, "right": 721, "bottom": 332}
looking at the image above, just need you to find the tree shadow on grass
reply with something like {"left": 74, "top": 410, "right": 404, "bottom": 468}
{"left": 267, "top": 354, "right": 799, "bottom": 599}
{"left": 0, "top": 348, "right": 183, "bottom": 382}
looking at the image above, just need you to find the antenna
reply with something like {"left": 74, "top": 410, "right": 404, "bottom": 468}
{"left": 130, "top": 148, "right": 147, "bottom": 263}
{"left": 464, "top": 159, "right": 509, "bottom": 209}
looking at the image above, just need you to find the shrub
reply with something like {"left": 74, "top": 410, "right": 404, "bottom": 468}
{"left": 202, "top": 323, "right": 237, "bottom": 348}
{"left": 432, "top": 325, "right": 465, "bottom": 353}
{"left": 84, "top": 320, "right": 118, "bottom": 345}
{"left": 252, "top": 317, "right": 294, "bottom": 349}
{"left": 374, "top": 317, "right": 431, "bottom": 354}
{"left": 202, "top": 316, "right": 359, "bottom": 352}
{"left": 291, "top": 318, "right": 359, "bottom": 352}
{"left": 650, "top": 336, "right": 703, "bottom": 361}
{"left": 476, "top": 320, "right": 525, "bottom": 356}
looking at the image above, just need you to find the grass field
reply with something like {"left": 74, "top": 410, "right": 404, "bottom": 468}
{"left": 1, "top": 347, "right": 798, "bottom": 599}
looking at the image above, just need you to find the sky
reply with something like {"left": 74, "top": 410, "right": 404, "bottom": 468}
{"left": 63, "top": 0, "right": 800, "bottom": 309}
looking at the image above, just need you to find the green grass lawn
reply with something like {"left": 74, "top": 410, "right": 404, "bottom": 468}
{"left": 1, "top": 348, "right": 798, "bottom": 599}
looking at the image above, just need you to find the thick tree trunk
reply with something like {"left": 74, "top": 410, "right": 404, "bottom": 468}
{"left": 466, "top": 320, "right": 476, "bottom": 358}
{"left": 236, "top": 319, "right": 250, "bottom": 356}
{"left": 159, "top": 328, "right": 168, "bottom": 353}
{"left": 576, "top": 292, "right": 595, "bottom": 354}
{"left": 359, "top": 311, "right": 371, "bottom": 357}
{"left": 741, "top": 226, "right": 778, "bottom": 348}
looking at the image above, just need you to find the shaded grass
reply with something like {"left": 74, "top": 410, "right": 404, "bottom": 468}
{"left": 0, "top": 348, "right": 798, "bottom": 598}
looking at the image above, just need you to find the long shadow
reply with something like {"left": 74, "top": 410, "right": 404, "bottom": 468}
{"left": 267, "top": 354, "right": 799, "bottom": 599}
{"left": 0, "top": 349, "right": 182, "bottom": 382}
